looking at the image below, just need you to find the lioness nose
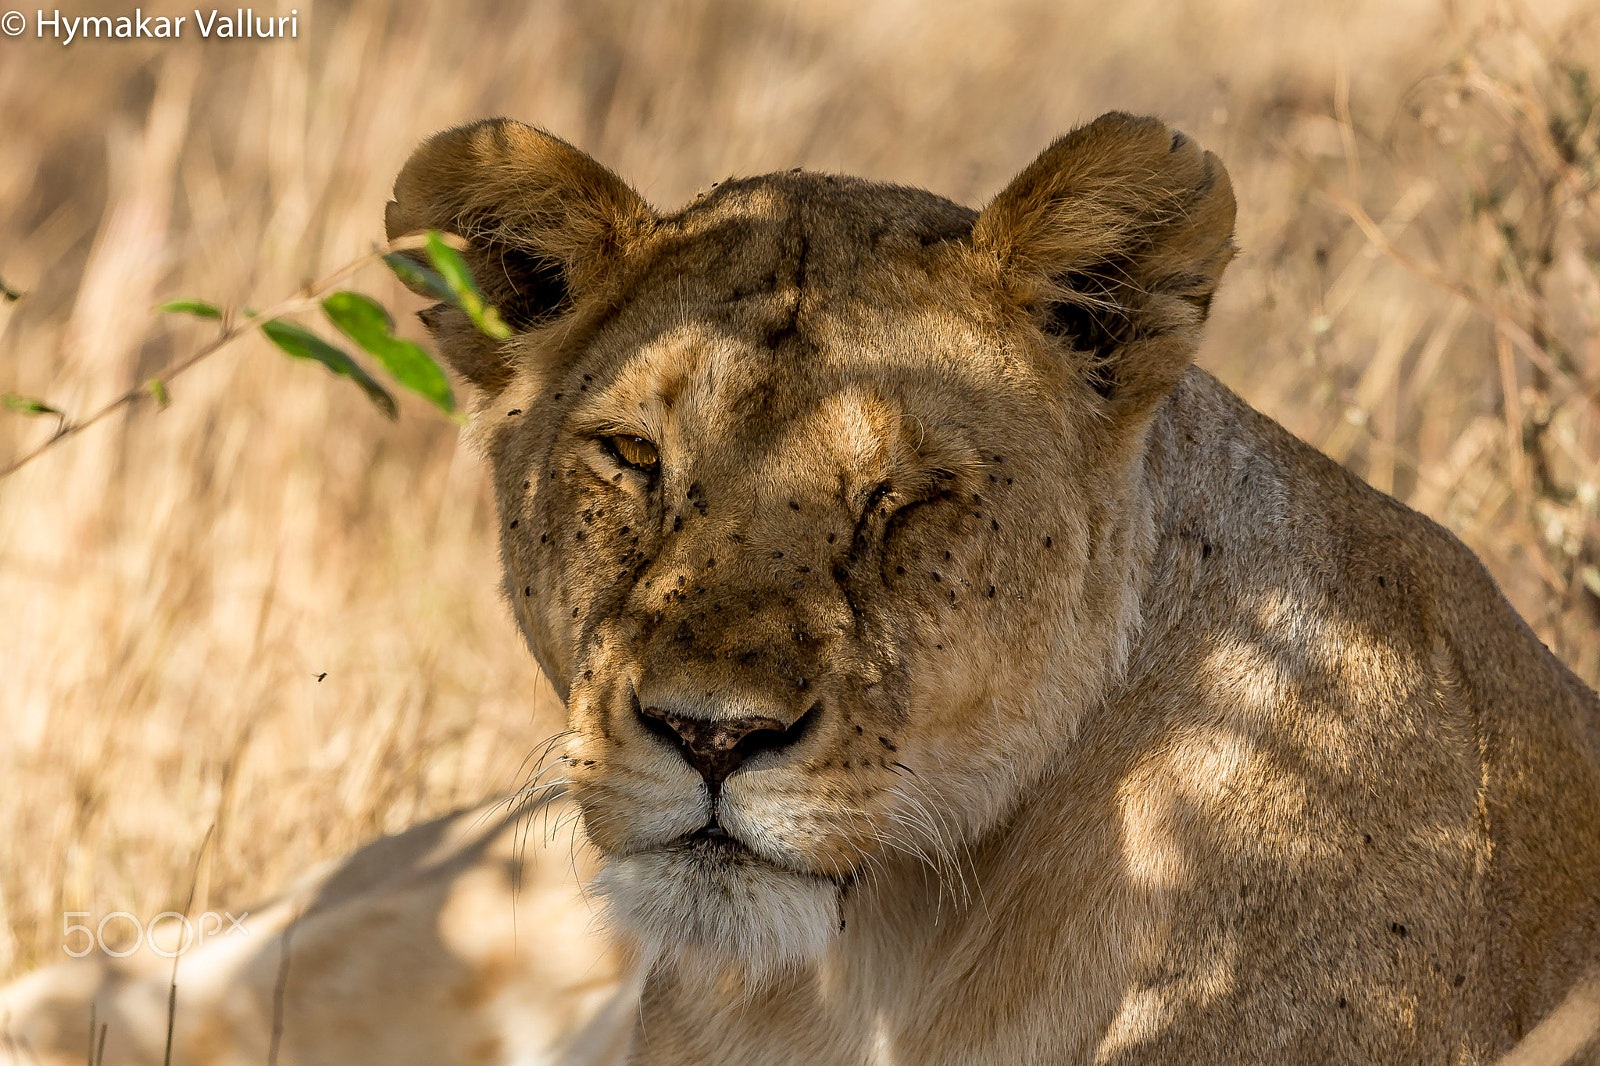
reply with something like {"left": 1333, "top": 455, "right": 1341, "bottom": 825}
{"left": 635, "top": 703, "right": 817, "bottom": 787}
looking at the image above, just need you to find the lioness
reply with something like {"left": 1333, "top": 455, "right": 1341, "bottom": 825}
{"left": 4, "top": 113, "right": 1599, "bottom": 1066}
{"left": 376, "top": 112, "right": 1600, "bottom": 1063}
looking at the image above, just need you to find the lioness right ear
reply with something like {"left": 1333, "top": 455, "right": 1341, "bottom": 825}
{"left": 385, "top": 119, "right": 654, "bottom": 393}
{"left": 973, "top": 112, "right": 1236, "bottom": 413}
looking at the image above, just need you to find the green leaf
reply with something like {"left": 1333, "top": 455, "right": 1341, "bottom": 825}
{"left": 385, "top": 233, "right": 515, "bottom": 341}
{"left": 145, "top": 378, "right": 171, "bottom": 408}
{"left": 0, "top": 277, "right": 23, "bottom": 303}
{"left": 155, "top": 299, "right": 222, "bottom": 319}
{"left": 424, "top": 231, "right": 513, "bottom": 341}
{"left": 259, "top": 319, "right": 398, "bottom": 420}
{"left": 382, "top": 253, "right": 452, "bottom": 303}
{"left": 321, "top": 291, "right": 458, "bottom": 417}
{"left": 424, "top": 231, "right": 478, "bottom": 299}
{"left": 3, "top": 392, "right": 62, "bottom": 417}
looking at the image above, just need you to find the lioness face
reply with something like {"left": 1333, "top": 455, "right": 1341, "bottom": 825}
{"left": 502, "top": 180, "right": 1133, "bottom": 981}
{"left": 388, "top": 115, "right": 1235, "bottom": 981}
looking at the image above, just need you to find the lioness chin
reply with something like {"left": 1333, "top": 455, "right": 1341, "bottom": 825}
{"left": 379, "top": 112, "right": 1600, "bottom": 1063}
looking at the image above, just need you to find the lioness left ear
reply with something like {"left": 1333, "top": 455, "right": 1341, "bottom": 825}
{"left": 385, "top": 119, "right": 655, "bottom": 393}
{"left": 973, "top": 112, "right": 1236, "bottom": 411}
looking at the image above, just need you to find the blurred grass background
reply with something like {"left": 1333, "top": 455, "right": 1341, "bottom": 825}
{"left": 1, "top": 0, "right": 1597, "bottom": 978}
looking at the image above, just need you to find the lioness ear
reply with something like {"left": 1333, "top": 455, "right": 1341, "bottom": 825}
{"left": 974, "top": 112, "right": 1236, "bottom": 411}
{"left": 385, "top": 119, "right": 654, "bottom": 393}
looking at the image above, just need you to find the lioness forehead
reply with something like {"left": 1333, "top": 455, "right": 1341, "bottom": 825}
{"left": 568, "top": 173, "right": 1022, "bottom": 463}
{"left": 615, "top": 171, "right": 994, "bottom": 363}
{"left": 663, "top": 171, "right": 978, "bottom": 262}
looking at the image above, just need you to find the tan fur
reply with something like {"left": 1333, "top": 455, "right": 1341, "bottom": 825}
{"left": 377, "top": 112, "right": 1600, "bottom": 1062}
{"left": 5, "top": 113, "right": 1599, "bottom": 1064}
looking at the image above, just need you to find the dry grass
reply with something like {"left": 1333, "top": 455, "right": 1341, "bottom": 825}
{"left": 1, "top": 0, "right": 1596, "bottom": 979}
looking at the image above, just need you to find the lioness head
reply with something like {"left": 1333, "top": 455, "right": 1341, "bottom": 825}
{"left": 387, "top": 113, "right": 1235, "bottom": 984}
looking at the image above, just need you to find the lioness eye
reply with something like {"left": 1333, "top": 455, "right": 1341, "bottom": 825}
{"left": 604, "top": 435, "right": 660, "bottom": 472}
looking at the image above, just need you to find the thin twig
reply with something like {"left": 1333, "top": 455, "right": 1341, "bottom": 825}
{"left": 266, "top": 910, "right": 298, "bottom": 1066}
{"left": 0, "top": 234, "right": 434, "bottom": 481}
{"left": 162, "top": 824, "right": 214, "bottom": 1066}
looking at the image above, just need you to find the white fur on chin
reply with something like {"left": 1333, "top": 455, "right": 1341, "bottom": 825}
{"left": 594, "top": 841, "right": 839, "bottom": 990}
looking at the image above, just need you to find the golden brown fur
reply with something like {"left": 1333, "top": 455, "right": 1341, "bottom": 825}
{"left": 375, "top": 112, "right": 1600, "bottom": 1062}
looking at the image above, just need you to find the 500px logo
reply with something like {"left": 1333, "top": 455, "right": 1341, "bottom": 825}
{"left": 62, "top": 910, "right": 250, "bottom": 958}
